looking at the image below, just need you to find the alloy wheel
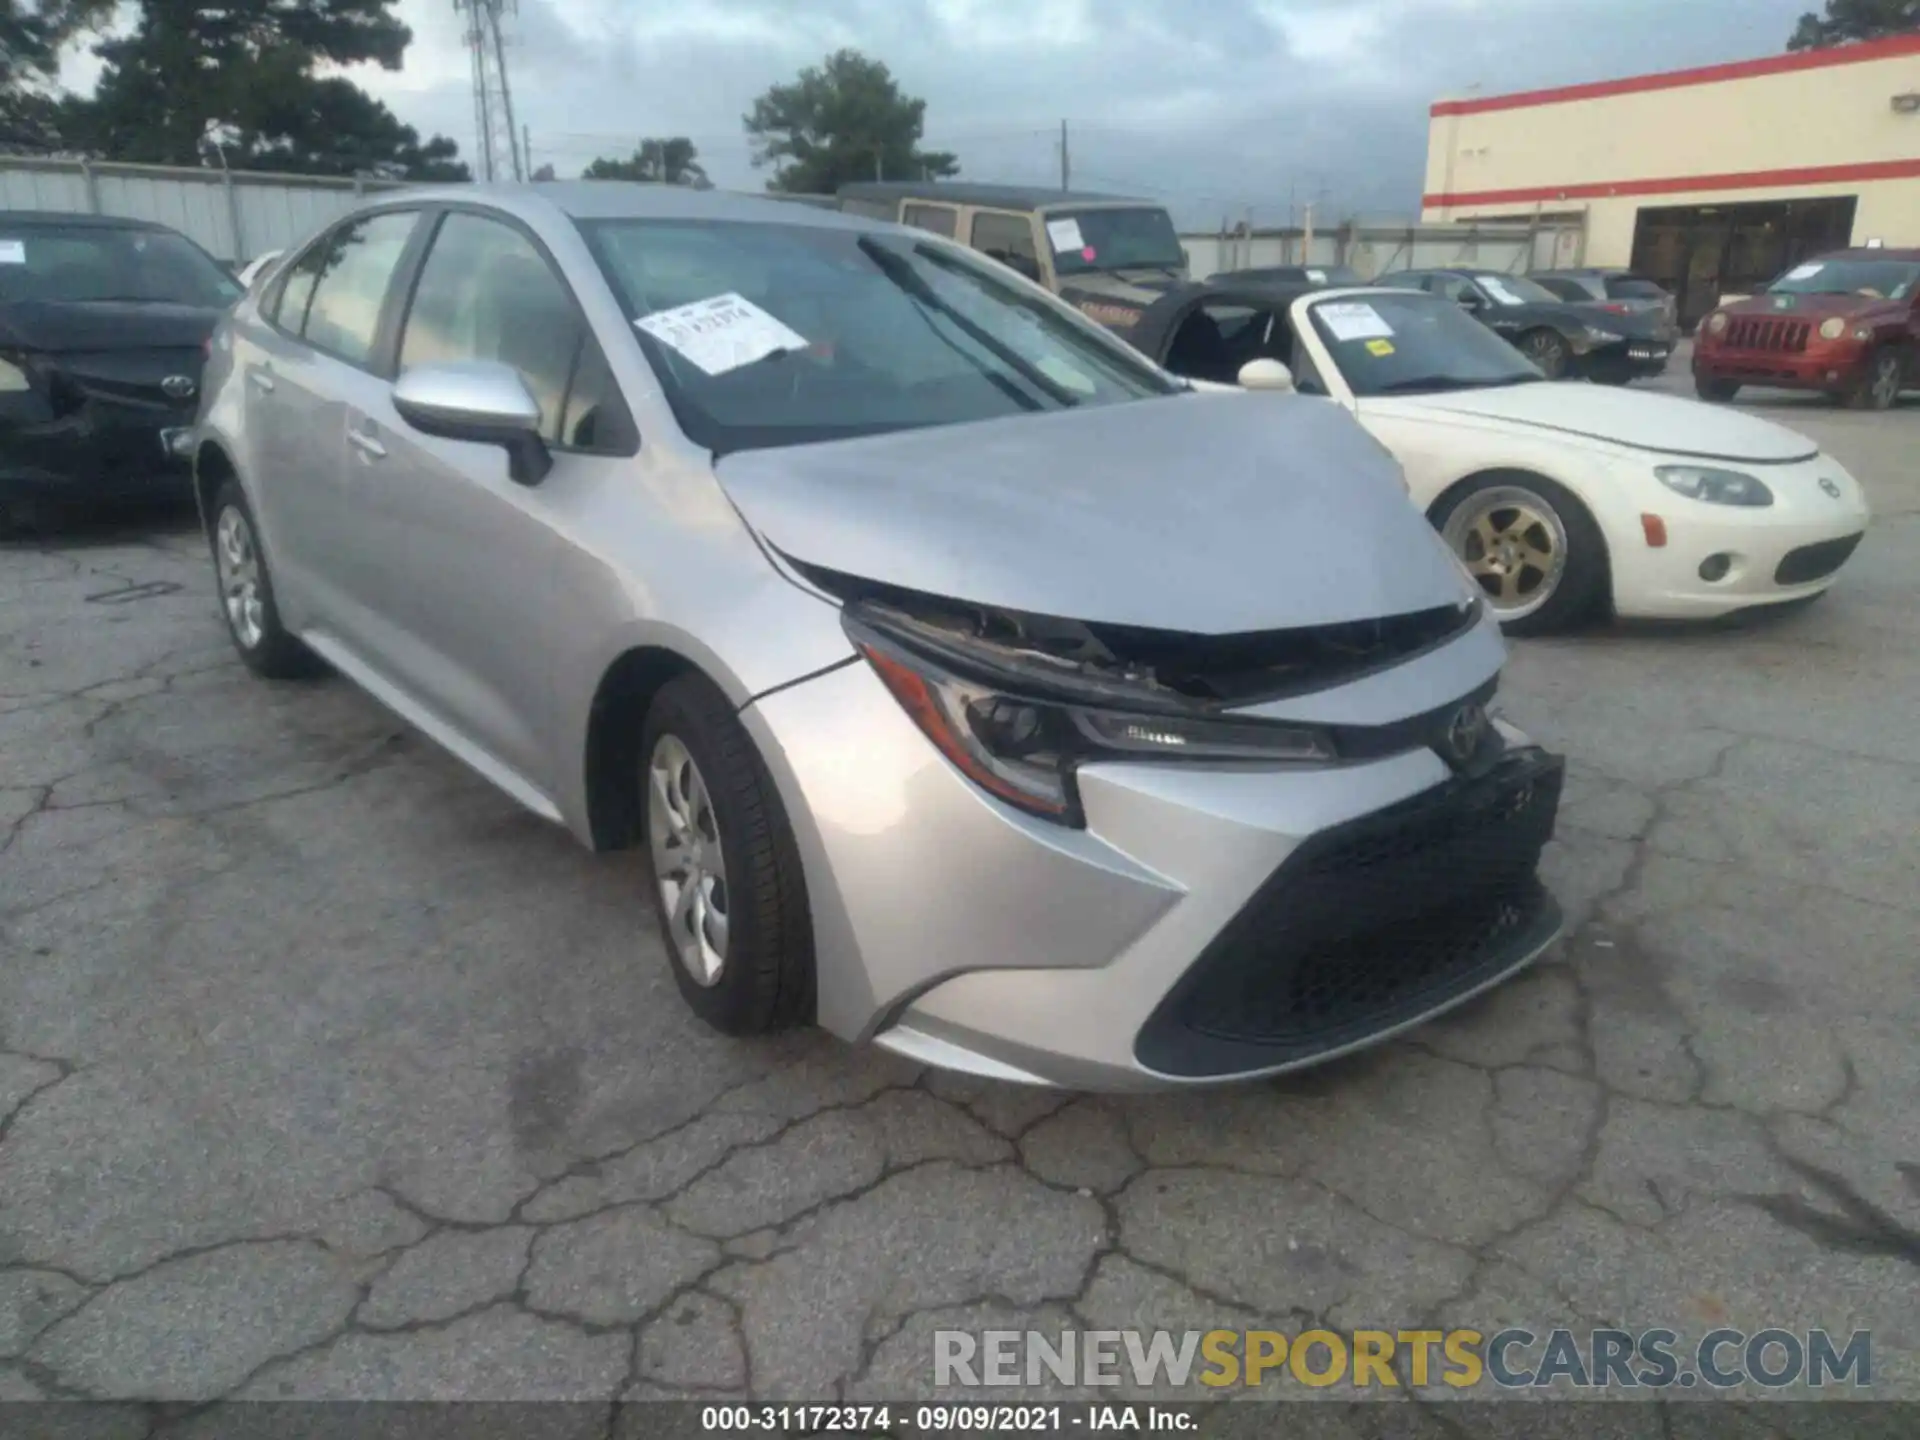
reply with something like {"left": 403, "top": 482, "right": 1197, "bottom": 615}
{"left": 1872, "top": 354, "right": 1901, "bottom": 409}
{"left": 1442, "top": 486, "right": 1570, "bottom": 620}
{"left": 214, "top": 506, "right": 266, "bottom": 649}
{"left": 1521, "top": 331, "right": 1567, "bottom": 378}
{"left": 647, "top": 734, "right": 730, "bottom": 987}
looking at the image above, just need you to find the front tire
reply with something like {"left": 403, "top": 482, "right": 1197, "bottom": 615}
{"left": 1518, "top": 328, "right": 1571, "bottom": 379}
{"left": 1433, "top": 474, "right": 1608, "bottom": 636}
{"left": 1695, "top": 377, "right": 1740, "bottom": 403}
{"left": 208, "top": 482, "right": 322, "bottom": 679}
{"left": 1842, "top": 349, "right": 1902, "bottom": 411}
{"left": 641, "top": 674, "right": 814, "bottom": 1036}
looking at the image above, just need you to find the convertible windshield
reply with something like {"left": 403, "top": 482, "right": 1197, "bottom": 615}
{"left": 582, "top": 218, "right": 1182, "bottom": 454}
{"left": 1305, "top": 291, "right": 1544, "bottom": 397}
{"left": 1768, "top": 257, "right": 1920, "bottom": 301}
{"left": 0, "top": 224, "right": 242, "bottom": 307}
{"left": 1046, "top": 207, "right": 1188, "bottom": 277}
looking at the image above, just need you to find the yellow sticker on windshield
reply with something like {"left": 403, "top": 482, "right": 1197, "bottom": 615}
{"left": 1365, "top": 338, "right": 1395, "bottom": 356}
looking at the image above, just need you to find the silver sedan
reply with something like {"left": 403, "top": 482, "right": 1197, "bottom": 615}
{"left": 191, "top": 182, "right": 1566, "bottom": 1089}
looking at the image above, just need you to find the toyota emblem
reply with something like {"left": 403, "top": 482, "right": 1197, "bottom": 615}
{"left": 1439, "top": 702, "right": 1489, "bottom": 770}
{"left": 161, "top": 374, "right": 197, "bottom": 400}
{"left": 1819, "top": 477, "right": 1842, "bottom": 499}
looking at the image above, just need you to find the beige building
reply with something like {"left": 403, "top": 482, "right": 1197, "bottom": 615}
{"left": 1421, "top": 34, "right": 1920, "bottom": 324}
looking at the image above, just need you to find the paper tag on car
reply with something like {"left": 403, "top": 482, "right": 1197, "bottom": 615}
{"left": 1318, "top": 302, "right": 1393, "bottom": 341}
{"left": 1045, "top": 219, "right": 1085, "bottom": 252}
{"left": 0, "top": 240, "right": 25, "bottom": 265}
{"left": 1479, "top": 277, "right": 1524, "bottom": 306}
{"left": 634, "top": 293, "right": 809, "bottom": 376}
{"left": 1365, "top": 338, "right": 1395, "bottom": 356}
{"left": 1305, "top": 269, "right": 1327, "bottom": 282}
{"left": 1784, "top": 262, "right": 1824, "bottom": 281}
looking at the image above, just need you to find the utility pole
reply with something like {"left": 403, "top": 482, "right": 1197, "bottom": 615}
{"left": 875, "top": 147, "right": 883, "bottom": 182}
{"left": 1059, "top": 119, "right": 1070, "bottom": 191}
{"left": 455, "top": 0, "right": 525, "bottom": 182}
{"left": 1303, "top": 200, "right": 1316, "bottom": 259}
{"left": 522, "top": 123, "right": 532, "bottom": 178}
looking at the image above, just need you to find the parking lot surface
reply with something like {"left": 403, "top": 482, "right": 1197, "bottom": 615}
{"left": 3, "top": 358, "right": 1917, "bottom": 1424}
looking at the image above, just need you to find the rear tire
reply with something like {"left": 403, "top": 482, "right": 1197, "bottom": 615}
{"left": 1518, "top": 328, "right": 1571, "bottom": 379}
{"left": 1694, "top": 377, "right": 1740, "bottom": 403}
{"left": 1842, "top": 349, "right": 1902, "bottom": 411}
{"left": 208, "top": 482, "right": 323, "bottom": 679}
{"left": 1433, "top": 473, "right": 1608, "bottom": 637}
{"left": 640, "top": 673, "right": 814, "bottom": 1036}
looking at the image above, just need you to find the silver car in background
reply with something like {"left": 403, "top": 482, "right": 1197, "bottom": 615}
{"left": 191, "top": 183, "right": 1566, "bottom": 1089}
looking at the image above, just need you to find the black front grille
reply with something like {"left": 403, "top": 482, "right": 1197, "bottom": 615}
{"left": 1725, "top": 317, "right": 1810, "bottom": 354}
{"left": 1135, "top": 749, "right": 1564, "bottom": 1078}
{"left": 1774, "top": 532, "right": 1864, "bottom": 586}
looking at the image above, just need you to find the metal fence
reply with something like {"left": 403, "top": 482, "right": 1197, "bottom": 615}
{"left": 0, "top": 155, "right": 409, "bottom": 264}
{"left": 1184, "top": 219, "right": 1587, "bottom": 281}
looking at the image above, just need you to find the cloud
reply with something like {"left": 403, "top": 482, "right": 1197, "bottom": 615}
{"left": 342, "top": 0, "right": 1808, "bottom": 224}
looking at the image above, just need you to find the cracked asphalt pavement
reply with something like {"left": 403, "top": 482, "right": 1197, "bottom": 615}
{"left": 2, "top": 366, "right": 1917, "bottom": 1426}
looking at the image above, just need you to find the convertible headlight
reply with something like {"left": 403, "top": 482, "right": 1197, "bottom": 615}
{"left": 1818, "top": 317, "right": 1848, "bottom": 341}
{"left": 846, "top": 609, "right": 1336, "bottom": 826}
{"left": 1654, "top": 465, "right": 1774, "bottom": 508}
{"left": 1706, "top": 312, "right": 1729, "bottom": 335}
{"left": 1583, "top": 326, "right": 1623, "bottom": 344}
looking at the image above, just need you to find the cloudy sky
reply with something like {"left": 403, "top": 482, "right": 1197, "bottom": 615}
{"left": 70, "top": 0, "right": 1819, "bottom": 225}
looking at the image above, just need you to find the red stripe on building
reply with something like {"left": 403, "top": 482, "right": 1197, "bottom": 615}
{"left": 1429, "top": 33, "right": 1920, "bottom": 117}
{"left": 1424, "top": 157, "right": 1920, "bottom": 212}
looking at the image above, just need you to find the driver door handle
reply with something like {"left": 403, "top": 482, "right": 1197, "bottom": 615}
{"left": 348, "top": 428, "right": 387, "bottom": 461}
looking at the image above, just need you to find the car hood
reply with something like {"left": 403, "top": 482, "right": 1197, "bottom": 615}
{"left": 1365, "top": 382, "right": 1819, "bottom": 463}
{"left": 1724, "top": 291, "right": 1898, "bottom": 320}
{"left": 715, "top": 391, "right": 1473, "bottom": 634}
{"left": 0, "top": 298, "right": 226, "bottom": 353}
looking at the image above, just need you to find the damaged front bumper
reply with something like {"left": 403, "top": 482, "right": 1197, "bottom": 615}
{"left": 2, "top": 394, "right": 198, "bottom": 501}
{"left": 742, "top": 593, "right": 1566, "bottom": 1090}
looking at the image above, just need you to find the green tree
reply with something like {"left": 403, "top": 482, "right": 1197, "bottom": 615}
{"left": 583, "top": 135, "right": 709, "bottom": 186}
{"left": 743, "top": 49, "right": 957, "bottom": 194}
{"left": 1788, "top": 0, "right": 1919, "bottom": 48}
{"left": 57, "top": 0, "right": 468, "bottom": 179}
{"left": 0, "top": 0, "right": 111, "bottom": 149}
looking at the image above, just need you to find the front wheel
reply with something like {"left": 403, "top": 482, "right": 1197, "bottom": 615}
{"left": 1433, "top": 474, "right": 1608, "bottom": 636}
{"left": 1695, "top": 377, "right": 1740, "bottom": 403}
{"left": 1517, "top": 328, "right": 1571, "bottom": 379}
{"left": 641, "top": 674, "right": 814, "bottom": 1036}
{"left": 1842, "top": 349, "right": 1902, "bottom": 411}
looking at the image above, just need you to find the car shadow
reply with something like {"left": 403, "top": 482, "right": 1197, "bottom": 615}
{"left": 0, "top": 498, "right": 202, "bottom": 552}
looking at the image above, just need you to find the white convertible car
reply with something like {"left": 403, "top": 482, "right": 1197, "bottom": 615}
{"left": 1140, "top": 283, "right": 1871, "bottom": 633}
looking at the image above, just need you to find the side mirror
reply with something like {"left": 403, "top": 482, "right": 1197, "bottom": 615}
{"left": 1238, "top": 358, "right": 1295, "bottom": 392}
{"left": 392, "top": 361, "right": 551, "bottom": 486}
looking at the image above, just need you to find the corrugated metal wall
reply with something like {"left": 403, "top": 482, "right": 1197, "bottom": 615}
{"left": 1183, "top": 219, "right": 1585, "bottom": 281}
{"left": 0, "top": 156, "right": 409, "bottom": 263}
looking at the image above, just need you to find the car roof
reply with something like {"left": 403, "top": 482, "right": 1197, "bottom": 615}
{"left": 370, "top": 181, "right": 890, "bottom": 235}
{"left": 0, "top": 210, "right": 173, "bottom": 232}
{"left": 836, "top": 181, "right": 1150, "bottom": 211}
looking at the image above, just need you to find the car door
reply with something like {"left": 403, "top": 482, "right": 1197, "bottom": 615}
{"left": 340, "top": 207, "right": 640, "bottom": 798}
{"left": 246, "top": 209, "right": 424, "bottom": 642}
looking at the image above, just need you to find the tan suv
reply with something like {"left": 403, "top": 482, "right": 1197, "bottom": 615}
{"left": 836, "top": 182, "right": 1189, "bottom": 336}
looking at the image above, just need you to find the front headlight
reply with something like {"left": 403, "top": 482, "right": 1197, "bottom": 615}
{"left": 0, "top": 353, "right": 30, "bottom": 394}
{"left": 1818, "top": 317, "right": 1848, "bottom": 341}
{"left": 1583, "top": 326, "right": 1623, "bottom": 344}
{"left": 1654, "top": 464, "right": 1774, "bottom": 508}
{"left": 1706, "top": 312, "right": 1729, "bottom": 335}
{"left": 846, "top": 608, "right": 1337, "bottom": 826}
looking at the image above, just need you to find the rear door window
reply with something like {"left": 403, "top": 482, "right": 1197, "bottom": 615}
{"left": 902, "top": 204, "right": 959, "bottom": 238}
{"left": 1533, "top": 277, "right": 1591, "bottom": 302}
{"left": 969, "top": 211, "right": 1041, "bottom": 279}
{"left": 1605, "top": 276, "right": 1667, "bottom": 299}
{"left": 294, "top": 211, "right": 421, "bottom": 367}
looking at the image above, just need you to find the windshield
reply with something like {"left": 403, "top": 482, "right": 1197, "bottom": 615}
{"left": 1768, "top": 257, "right": 1920, "bottom": 301}
{"left": 582, "top": 218, "right": 1183, "bottom": 455}
{"left": 1305, "top": 290, "right": 1543, "bottom": 397}
{"left": 1046, "top": 208, "right": 1187, "bottom": 276}
{"left": 0, "top": 224, "right": 243, "bottom": 307}
{"left": 1471, "top": 272, "right": 1562, "bottom": 306}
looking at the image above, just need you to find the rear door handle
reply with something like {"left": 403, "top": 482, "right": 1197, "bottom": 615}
{"left": 348, "top": 428, "right": 387, "bottom": 461}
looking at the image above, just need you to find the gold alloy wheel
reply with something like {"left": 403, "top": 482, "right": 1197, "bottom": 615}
{"left": 1441, "top": 485, "right": 1570, "bottom": 620}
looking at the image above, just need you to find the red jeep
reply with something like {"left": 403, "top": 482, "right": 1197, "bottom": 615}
{"left": 1691, "top": 247, "right": 1919, "bottom": 410}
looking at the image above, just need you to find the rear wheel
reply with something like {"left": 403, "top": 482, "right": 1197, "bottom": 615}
{"left": 208, "top": 482, "right": 322, "bottom": 679}
{"left": 641, "top": 674, "right": 814, "bottom": 1036}
{"left": 1695, "top": 377, "right": 1740, "bottom": 403}
{"left": 1518, "top": 328, "right": 1571, "bottom": 379}
{"left": 1434, "top": 474, "right": 1607, "bottom": 636}
{"left": 1841, "top": 349, "right": 1902, "bottom": 411}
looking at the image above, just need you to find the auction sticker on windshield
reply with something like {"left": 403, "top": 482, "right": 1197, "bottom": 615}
{"left": 1045, "top": 219, "right": 1086, "bottom": 253}
{"left": 1365, "top": 338, "right": 1395, "bottom": 357}
{"left": 0, "top": 240, "right": 25, "bottom": 265}
{"left": 1784, "top": 263, "right": 1824, "bottom": 281}
{"left": 1479, "top": 276, "right": 1525, "bottom": 306}
{"left": 634, "top": 293, "right": 809, "bottom": 376}
{"left": 1318, "top": 302, "right": 1394, "bottom": 342}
